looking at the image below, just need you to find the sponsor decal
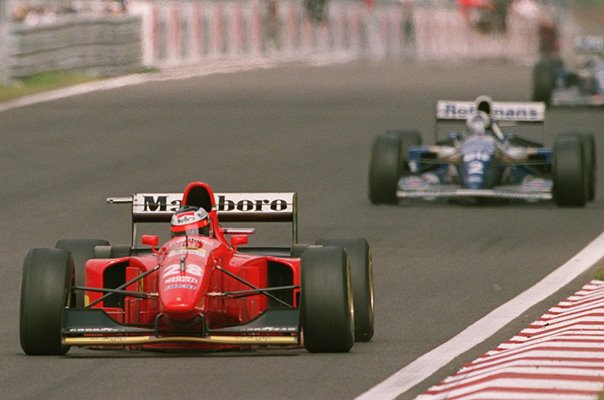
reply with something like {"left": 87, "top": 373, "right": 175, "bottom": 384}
{"left": 217, "top": 195, "right": 290, "bottom": 212}
{"left": 164, "top": 276, "right": 199, "bottom": 284}
{"left": 142, "top": 195, "right": 181, "bottom": 212}
{"left": 132, "top": 193, "right": 295, "bottom": 216}
{"left": 67, "top": 327, "right": 129, "bottom": 333}
{"left": 174, "top": 212, "right": 197, "bottom": 224}
{"left": 436, "top": 101, "right": 545, "bottom": 121}
{"left": 167, "top": 248, "right": 207, "bottom": 258}
{"left": 165, "top": 284, "right": 197, "bottom": 291}
{"left": 239, "top": 327, "right": 298, "bottom": 332}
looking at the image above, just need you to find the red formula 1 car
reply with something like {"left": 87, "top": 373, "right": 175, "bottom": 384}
{"left": 20, "top": 181, "right": 374, "bottom": 355}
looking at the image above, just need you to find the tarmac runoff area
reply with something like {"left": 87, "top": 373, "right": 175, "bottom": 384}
{"left": 357, "top": 232, "right": 604, "bottom": 400}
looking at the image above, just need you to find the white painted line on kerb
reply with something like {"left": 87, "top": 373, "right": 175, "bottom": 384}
{"left": 355, "top": 231, "right": 604, "bottom": 400}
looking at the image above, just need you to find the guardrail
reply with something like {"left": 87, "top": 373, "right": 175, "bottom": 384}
{"left": 1, "top": 13, "right": 142, "bottom": 84}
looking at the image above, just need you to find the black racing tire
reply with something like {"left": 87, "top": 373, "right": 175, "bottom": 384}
{"left": 532, "top": 58, "right": 561, "bottom": 105}
{"left": 20, "top": 248, "right": 74, "bottom": 355}
{"left": 369, "top": 134, "right": 400, "bottom": 204}
{"left": 386, "top": 130, "right": 422, "bottom": 172}
{"left": 553, "top": 134, "right": 587, "bottom": 207}
{"left": 300, "top": 247, "right": 354, "bottom": 353}
{"left": 316, "top": 238, "right": 374, "bottom": 342}
{"left": 56, "top": 239, "right": 109, "bottom": 307}
{"left": 581, "top": 134, "right": 596, "bottom": 201}
{"left": 368, "top": 130, "right": 421, "bottom": 204}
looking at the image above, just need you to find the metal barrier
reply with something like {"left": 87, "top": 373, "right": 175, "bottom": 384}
{"left": 8, "top": 14, "right": 142, "bottom": 80}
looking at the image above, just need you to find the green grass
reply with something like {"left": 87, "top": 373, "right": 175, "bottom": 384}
{"left": 0, "top": 71, "right": 99, "bottom": 102}
{"left": 0, "top": 68, "right": 158, "bottom": 103}
{"left": 595, "top": 266, "right": 604, "bottom": 281}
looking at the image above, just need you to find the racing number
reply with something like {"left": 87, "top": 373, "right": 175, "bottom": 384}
{"left": 468, "top": 161, "right": 484, "bottom": 175}
{"left": 464, "top": 151, "right": 489, "bottom": 175}
{"left": 163, "top": 264, "right": 203, "bottom": 277}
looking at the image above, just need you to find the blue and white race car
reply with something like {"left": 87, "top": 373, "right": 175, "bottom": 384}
{"left": 533, "top": 35, "right": 604, "bottom": 106}
{"left": 368, "top": 96, "right": 595, "bottom": 207}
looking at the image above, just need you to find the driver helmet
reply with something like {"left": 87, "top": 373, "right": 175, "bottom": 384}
{"left": 170, "top": 206, "right": 210, "bottom": 237}
{"left": 466, "top": 111, "right": 490, "bottom": 136}
{"left": 475, "top": 95, "right": 493, "bottom": 119}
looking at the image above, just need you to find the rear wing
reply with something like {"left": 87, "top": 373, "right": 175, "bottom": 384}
{"left": 575, "top": 35, "right": 604, "bottom": 54}
{"left": 436, "top": 101, "right": 545, "bottom": 122}
{"left": 107, "top": 192, "right": 298, "bottom": 247}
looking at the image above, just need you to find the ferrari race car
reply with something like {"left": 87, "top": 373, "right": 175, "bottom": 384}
{"left": 369, "top": 96, "right": 596, "bottom": 206}
{"left": 532, "top": 35, "right": 604, "bottom": 106}
{"left": 20, "top": 181, "right": 374, "bottom": 355}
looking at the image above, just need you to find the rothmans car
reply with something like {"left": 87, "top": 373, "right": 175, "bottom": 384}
{"left": 20, "top": 181, "right": 374, "bottom": 355}
{"left": 533, "top": 35, "right": 604, "bottom": 106}
{"left": 369, "top": 96, "right": 595, "bottom": 207}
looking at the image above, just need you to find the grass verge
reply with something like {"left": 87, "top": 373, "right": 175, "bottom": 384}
{"left": 0, "top": 68, "right": 157, "bottom": 103}
{"left": 0, "top": 71, "right": 99, "bottom": 102}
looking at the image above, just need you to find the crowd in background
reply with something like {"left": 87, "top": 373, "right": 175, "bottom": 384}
{"left": 10, "top": 0, "right": 127, "bottom": 24}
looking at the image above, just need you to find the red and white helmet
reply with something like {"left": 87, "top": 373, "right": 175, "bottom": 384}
{"left": 170, "top": 206, "right": 210, "bottom": 237}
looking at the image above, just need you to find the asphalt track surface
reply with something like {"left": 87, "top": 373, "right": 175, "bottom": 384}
{"left": 2, "top": 59, "right": 604, "bottom": 400}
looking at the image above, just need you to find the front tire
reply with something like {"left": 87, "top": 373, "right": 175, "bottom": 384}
{"left": 553, "top": 134, "right": 587, "bottom": 207}
{"left": 300, "top": 247, "right": 354, "bottom": 353}
{"left": 369, "top": 130, "right": 421, "bottom": 204}
{"left": 20, "top": 248, "right": 74, "bottom": 355}
{"left": 369, "top": 134, "right": 401, "bottom": 204}
{"left": 316, "top": 238, "right": 374, "bottom": 342}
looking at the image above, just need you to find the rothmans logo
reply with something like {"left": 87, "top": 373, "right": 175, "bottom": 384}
{"left": 436, "top": 101, "right": 544, "bottom": 121}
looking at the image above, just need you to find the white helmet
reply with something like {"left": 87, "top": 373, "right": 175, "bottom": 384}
{"left": 466, "top": 111, "right": 490, "bottom": 135}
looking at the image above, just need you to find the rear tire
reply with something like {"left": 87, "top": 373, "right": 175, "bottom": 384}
{"left": 20, "top": 248, "right": 74, "bottom": 355}
{"left": 553, "top": 134, "right": 587, "bottom": 207}
{"left": 56, "top": 239, "right": 109, "bottom": 307}
{"left": 301, "top": 247, "right": 354, "bottom": 353}
{"left": 316, "top": 238, "right": 374, "bottom": 342}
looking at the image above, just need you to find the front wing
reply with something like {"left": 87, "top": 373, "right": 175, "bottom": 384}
{"left": 62, "top": 308, "right": 300, "bottom": 348}
{"left": 396, "top": 184, "right": 553, "bottom": 201}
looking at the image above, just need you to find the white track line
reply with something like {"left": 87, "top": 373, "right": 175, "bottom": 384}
{"left": 355, "top": 231, "right": 604, "bottom": 400}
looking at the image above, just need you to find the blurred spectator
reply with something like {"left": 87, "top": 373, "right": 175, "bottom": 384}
{"left": 401, "top": 0, "right": 415, "bottom": 60}
{"left": 304, "top": 0, "right": 327, "bottom": 23}
{"left": 537, "top": 13, "right": 559, "bottom": 56}
{"left": 457, "top": 0, "right": 513, "bottom": 34}
{"left": 12, "top": 0, "right": 126, "bottom": 23}
{"left": 265, "top": 0, "right": 280, "bottom": 52}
